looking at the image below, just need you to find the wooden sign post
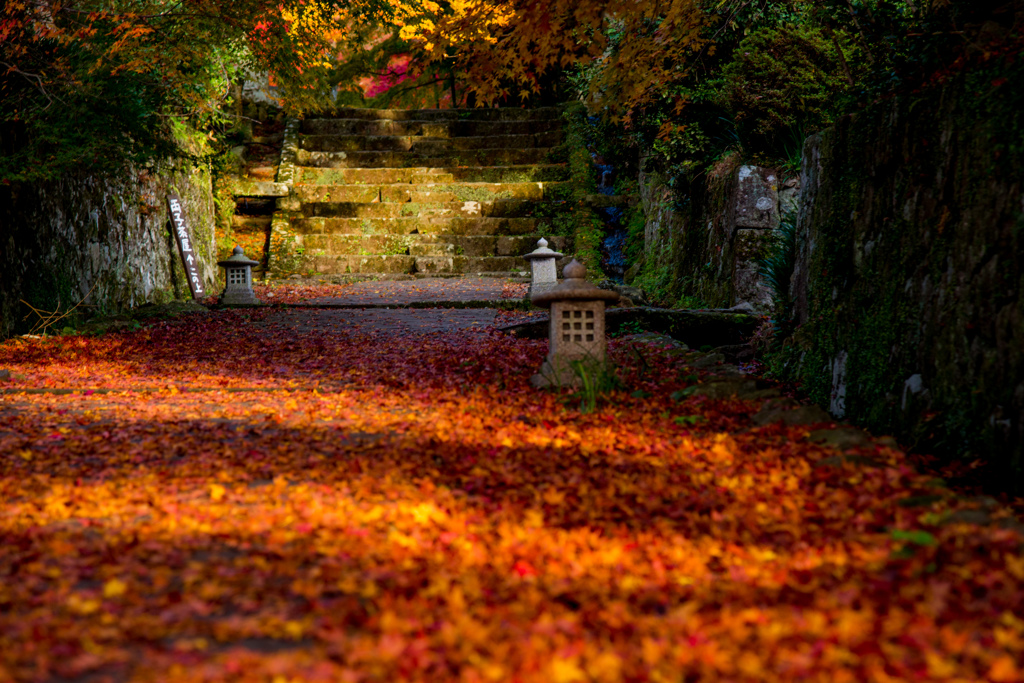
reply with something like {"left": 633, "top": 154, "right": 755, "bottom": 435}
{"left": 166, "top": 193, "right": 206, "bottom": 299}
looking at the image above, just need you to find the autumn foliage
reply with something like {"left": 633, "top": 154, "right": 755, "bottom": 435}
{"left": 1, "top": 306, "right": 1023, "bottom": 681}
{"left": 398, "top": 0, "right": 714, "bottom": 111}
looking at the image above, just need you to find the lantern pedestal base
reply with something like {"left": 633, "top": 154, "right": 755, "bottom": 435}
{"left": 530, "top": 355, "right": 605, "bottom": 389}
{"left": 219, "top": 286, "right": 260, "bottom": 305}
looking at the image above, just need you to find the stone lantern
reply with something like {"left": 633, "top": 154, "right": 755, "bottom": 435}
{"left": 530, "top": 259, "right": 619, "bottom": 387}
{"left": 522, "top": 237, "right": 563, "bottom": 298}
{"left": 217, "top": 246, "right": 260, "bottom": 305}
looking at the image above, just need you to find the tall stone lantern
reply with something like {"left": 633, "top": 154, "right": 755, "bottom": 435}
{"left": 217, "top": 246, "right": 260, "bottom": 305}
{"left": 530, "top": 259, "right": 619, "bottom": 387}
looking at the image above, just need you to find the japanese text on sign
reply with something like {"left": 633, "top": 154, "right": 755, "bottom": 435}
{"left": 166, "top": 194, "right": 205, "bottom": 299}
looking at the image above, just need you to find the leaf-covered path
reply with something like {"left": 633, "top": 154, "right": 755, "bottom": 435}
{"left": 1, "top": 286, "right": 1023, "bottom": 682}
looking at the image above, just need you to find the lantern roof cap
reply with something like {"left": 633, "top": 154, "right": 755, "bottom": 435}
{"left": 523, "top": 237, "right": 563, "bottom": 260}
{"left": 218, "top": 246, "right": 259, "bottom": 268}
{"left": 531, "top": 259, "right": 620, "bottom": 307}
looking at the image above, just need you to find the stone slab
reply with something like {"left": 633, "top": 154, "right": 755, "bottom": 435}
{"left": 231, "top": 180, "right": 290, "bottom": 197}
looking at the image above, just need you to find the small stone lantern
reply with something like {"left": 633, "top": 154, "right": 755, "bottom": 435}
{"left": 217, "top": 246, "right": 260, "bottom": 305}
{"left": 530, "top": 259, "right": 619, "bottom": 387}
{"left": 523, "top": 237, "right": 563, "bottom": 298}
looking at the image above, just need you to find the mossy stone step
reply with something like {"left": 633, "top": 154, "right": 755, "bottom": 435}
{"left": 296, "top": 164, "right": 568, "bottom": 185}
{"left": 305, "top": 254, "right": 527, "bottom": 275}
{"left": 317, "top": 106, "right": 563, "bottom": 122}
{"left": 296, "top": 148, "right": 555, "bottom": 169}
{"left": 300, "top": 132, "right": 562, "bottom": 154}
{"left": 307, "top": 254, "right": 417, "bottom": 275}
{"left": 296, "top": 168, "right": 454, "bottom": 185}
{"left": 292, "top": 217, "right": 546, "bottom": 237}
{"left": 294, "top": 182, "right": 566, "bottom": 205}
{"left": 375, "top": 182, "right": 560, "bottom": 204}
{"left": 446, "top": 165, "right": 569, "bottom": 183}
{"left": 298, "top": 199, "right": 562, "bottom": 219}
{"left": 274, "top": 105, "right": 570, "bottom": 277}
{"left": 297, "top": 234, "right": 570, "bottom": 258}
{"left": 301, "top": 118, "right": 563, "bottom": 137}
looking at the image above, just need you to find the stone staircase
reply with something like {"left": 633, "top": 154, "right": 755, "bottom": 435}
{"left": 274, "top": 107, "right": 573, "bottom": 277}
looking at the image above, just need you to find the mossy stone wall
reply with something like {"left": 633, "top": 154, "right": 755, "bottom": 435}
{"left": 0, "top": 165, "right": 217, "bottom": 338}
{"left": 636, "top": 154, "right": 784, "bottom": 308}
{"left": 781, "top": 66, "right": 1024, "bottom": 490}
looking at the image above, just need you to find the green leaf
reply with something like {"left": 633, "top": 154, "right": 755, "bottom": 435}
{"left": 897, "top": 495, "right": 944, "bottom": 508}
{"left": 891, "top": 529, "right": 937, "bottom": 546}
{"left": 670, "top": 386, "right": 698, "bottom": 401}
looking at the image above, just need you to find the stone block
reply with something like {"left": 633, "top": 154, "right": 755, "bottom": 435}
{"left": 732, "top": 228, "right": 775, "bottom": 308}
{"left": 734, "top": 166, "right": 779, "bottom": 229}
{"left": 231, "top": 180, "right": 290, "bottom": 197}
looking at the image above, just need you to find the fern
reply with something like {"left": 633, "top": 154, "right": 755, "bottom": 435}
{"left": 757, "top": 211, "right": 798, "bottom": 335}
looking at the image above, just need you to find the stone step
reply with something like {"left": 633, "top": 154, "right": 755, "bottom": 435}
{"left": 293, "top": 216, "right": 546, "bottom": 236}
{"left": 295, "top": 168, "right": 453, "bottom": 185}
{"left": 292, "top": 182, "right": 567, "bottom": 205}
{"left": 446, "top": 165, "right": 569, "bottom": 183}
{"left": 296, "top": 234, "right": 570, "bottom": 258}
{"left": 296, "top": 148, "right": 555, "bottom": 169}
{"left": 300, "top": 132, "right": 563, "bottom": 153}
{"left": 295, "top": 164, "right": 568, "bottom": 185}
{"left": 299, "top": 198, "right": 562, "bottom": 219}
{"left": 314, "top": 106, "right": 563, "bottom": 122}
{"left": 305, "top": 254, "right": 529, "bottom": 275}
{"left": 301, "top": 118, "right": 562, "bottom": 137}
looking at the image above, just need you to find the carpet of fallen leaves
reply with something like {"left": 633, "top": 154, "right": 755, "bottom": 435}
{"left": 1, "top": 309, "right": 1023, "bottom": 682}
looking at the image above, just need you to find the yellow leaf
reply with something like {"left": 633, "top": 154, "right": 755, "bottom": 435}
{"left": 67, "top": 594, "right": 100, "bottom": 615}
{"left": 989, "top": 655, "right": 1020, "bottom": 682}
{"left": 284, "top": 620, "right": 303, "bottom": 639}
{"left": 1006, "top": 554, "right": 1024, "bottom": 580}
{"left": 209, "top": 483, "right": 226, "bottom": 502}
{"left": 924, "top": 650, "right": 957, "bottom": 678}
{"left": 103, "top": 578, "right": 127, "bottom": 599}
{"left": 550, "top": 657, "right": 585, "bottom": 683}
{"left": 585, "top": 651, "right": 622, "bottom": 682}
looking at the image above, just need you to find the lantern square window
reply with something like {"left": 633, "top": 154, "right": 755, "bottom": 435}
{"left": 574, "top": 322, "right": 581, "bottom": 330}
{"left": 574, "top": 334, "right": 582, "bottom": 341}
{"left": 587, "top": 334, "right": 594, "bottom": 342}
{"left": 586, "top": 322, "right": 594, "bottom": 330}
{"left": 563, "top": 311, "right": 571, "bottom": 319}
{"left": 586, "top": 310, "right": 594, "bottom": 319}
{"left": 563, "top": 334, "right": 570, "bottom": 342}
{"left": 228, "top": 270, "right": 246, "bottom": 284}
{"left": 574, "top": 310, "right": 582, "bottom": 318}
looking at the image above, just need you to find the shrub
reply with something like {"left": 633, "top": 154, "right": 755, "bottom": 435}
{"left": 719, "top": 24, "right": 855, "bottom": 157}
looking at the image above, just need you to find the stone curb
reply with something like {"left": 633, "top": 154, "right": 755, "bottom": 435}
{"left": 497, "top": 307, "right": 761, "bottom": 347}
{"left": 205, "top": 299, "right": 532, "bottom": 311}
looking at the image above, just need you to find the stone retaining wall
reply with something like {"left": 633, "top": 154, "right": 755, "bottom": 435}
{"left": 0, "top": 166, "right": 217, "bottom": 338}
{"left": 635, "top": 154, "right": 795, "bottom": 308}
{"left": 780, "top": 67, "right": 1024, "bottom": 490}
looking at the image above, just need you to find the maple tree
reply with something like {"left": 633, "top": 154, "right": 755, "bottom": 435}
{"left": 1, "top": 298, "right": 1023, "bottom": 681}
{"left": 0, "top": 0, "right": 396, "bottom": 181}
{"left": 396, "top": 0, "right": 716, "bottom": 111}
